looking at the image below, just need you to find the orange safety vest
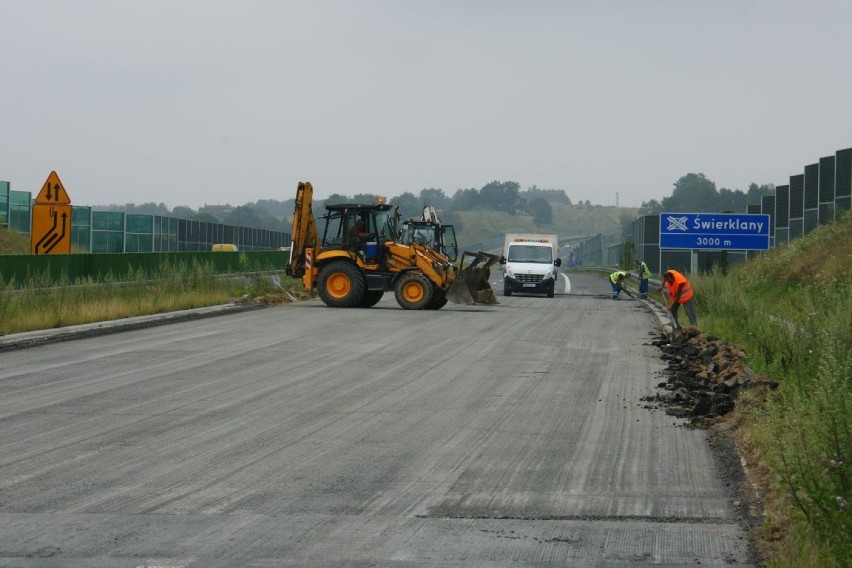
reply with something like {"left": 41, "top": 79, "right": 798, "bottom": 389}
{"left": 665, "top": 270, "right": 693, "bottom": 303}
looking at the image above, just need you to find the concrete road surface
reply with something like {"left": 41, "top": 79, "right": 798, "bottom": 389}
{"left": 0, "top": 273, "right": 756, "bottom": 566}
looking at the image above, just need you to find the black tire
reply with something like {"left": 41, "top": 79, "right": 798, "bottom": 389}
{"left": 394, "top": 272, "right": 433, "bottom": 310}
{"left": 503, "top": 281, "right": 512, "bottom": 296}
{"left": 317, "top": 261, "right": 366, "bottom": 307}
{"left": 425, "top": 290, "right": 448, "bottom": 310}
{"left": 358, "top": 289, "right": 384, "bottom": 308}
{"left": 547, "top": 282, "right": 555, "bottom": 298}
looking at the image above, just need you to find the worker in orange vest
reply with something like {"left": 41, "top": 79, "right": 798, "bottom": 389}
{"left": 657, "top": 269, "right": 697, "bottom": 329}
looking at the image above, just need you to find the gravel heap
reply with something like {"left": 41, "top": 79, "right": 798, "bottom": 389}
{"left": 644, "top": 328, "right": 779, "bottom": 424}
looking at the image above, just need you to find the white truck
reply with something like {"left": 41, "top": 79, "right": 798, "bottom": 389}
{"left": 500, "top": 234, "right": 561, "bottom": 297}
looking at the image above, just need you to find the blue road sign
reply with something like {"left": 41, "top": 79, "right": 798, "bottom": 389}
{"left": 659, "top": 212, "right": 771, "bottom": 250}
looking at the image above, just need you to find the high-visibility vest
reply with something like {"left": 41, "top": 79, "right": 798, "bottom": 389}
{"left": 638, "top": 261, "right": 649, "bottom": 280}
{"left": 665, "top": 270, "right": 693, "bottom": 303}
{"left": 610, "top": 271, "right": 628, "bottom": 284}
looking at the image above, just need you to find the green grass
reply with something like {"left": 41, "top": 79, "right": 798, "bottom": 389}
{"left": 0, "top": 227, "right": 30, "bottom": 254}
{"left": 689, "top": 211, "right": 852, "bottom": 567}
{"left": 0, "top": 260, "right": 303, "bottom": 336}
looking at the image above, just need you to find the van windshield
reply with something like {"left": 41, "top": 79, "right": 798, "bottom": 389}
{"left": 507, "top": 245, "right": 552, "bottom": 263}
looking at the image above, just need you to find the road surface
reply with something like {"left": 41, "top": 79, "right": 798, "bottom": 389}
{"left": 0, "top": 273, "right": 755, "bottom": 566}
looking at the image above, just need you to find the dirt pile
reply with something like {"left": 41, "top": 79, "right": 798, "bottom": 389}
{"left": 239, "top": 290, "right": 313, "bottom": 306}
{"left": 645, "top": 328, "right": 778, "bottom": 424}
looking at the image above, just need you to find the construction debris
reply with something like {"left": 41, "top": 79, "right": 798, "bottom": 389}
{"left": 644, "top": 328, "right": 779, "bottom": 424}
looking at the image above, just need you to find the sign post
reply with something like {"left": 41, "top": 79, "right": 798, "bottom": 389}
{"left": 659, "top": 212, "right": 770, "bottom": 251}
{"left": 31, "top": 171, "right": 73, "bottom": 255}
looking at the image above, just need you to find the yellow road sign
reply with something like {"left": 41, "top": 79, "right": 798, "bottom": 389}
{"left": 31, "top": 171, "right": 73, "bottom": 254}
{"left": 35, "top": 171, "right": 71, "bottom": 205}
{"left": 31, "top": 204, "right": 72, "bottom": 254}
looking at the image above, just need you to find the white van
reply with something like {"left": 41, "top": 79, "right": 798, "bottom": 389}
{"left": 500, "top": 234, "right": 560, "bottom": 297}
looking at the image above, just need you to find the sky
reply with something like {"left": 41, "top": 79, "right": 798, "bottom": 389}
{"left": 2, "top": 0, "right": 852, "bottom": 210}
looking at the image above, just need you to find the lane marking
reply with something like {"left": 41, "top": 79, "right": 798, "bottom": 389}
{"left": 561, "top": 273, "right": 572, "bottom": 294}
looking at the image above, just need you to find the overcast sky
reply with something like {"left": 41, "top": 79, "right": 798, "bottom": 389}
{"left": 2, "top": 1, "right": 852, "bottom": 210}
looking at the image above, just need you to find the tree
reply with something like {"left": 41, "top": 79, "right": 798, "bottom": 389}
{"left": 480, "top": 180, "right": 521, "bottom": 214}
{"left": 195, "top": 212, "right": 220, "bottom": 223}
{"left": 717, "top": 187, "right": 750, "bottom": 212}
{"left": 223, "top": 205, "right": 282, "bottom": 230}
{"left": 527, "top": 196, "right": 553, "bottom": 225}
{"left": 452, "top": 187, "right": 480, "bottom": 211}
{"left": 389, "top": 192, "right": 419, "bottom": 219}
{"left": 171, "top": 205, "right": 197, "bottom": 219}
{"left": 352, "top": 193, "right": 382, "bottom": 204}
{"left": 621, "top": 238, "right": 636, "bottom": 269}
{"left": 639, "top": 198, "right": 662, "bottom": 215}
{"left": 254, "top": 199, "right": 291, "bottom": 218}
{"left": 324, "top": 193, "right": 349, "bottom": 205}
{"left": 133, "top": 202, "right": 171, "bottom": 215}
{"left": 419, "top": 188, "right": 449, "bottom": 210}
{"left": 524, "top": 186, "right": 570, "bottom": 205}
{"left": 647, "top": 175, "right": 776, "bottom": 215}
{"left": 619, "top": 211, "right": 635, "bottom": 238}
{"left": 661, "top": 173, "right": 718, "bottom": 212}
{"left": 746, "top": 182, "right": 775, "bottom": 203}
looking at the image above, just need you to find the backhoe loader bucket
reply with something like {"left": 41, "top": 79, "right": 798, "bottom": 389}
{"left": 446, "top": 251, "right": 500, "bottom": 305}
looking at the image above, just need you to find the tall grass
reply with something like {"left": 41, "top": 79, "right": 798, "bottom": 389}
{"left": 0, "top": 259, "right": 296, "bottom": 336}
{"left": 689, "top": 211, "right": 852, "bottom": 567}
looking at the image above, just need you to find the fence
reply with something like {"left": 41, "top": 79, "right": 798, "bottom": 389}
{"left": 0, "top": 250, "right": 289, "bottom": 285}
{"left": 0, "top": 183, "right": 290, "bottom": 253}
{"left": 572, "top": 146, "right": 852, "bottom": 276}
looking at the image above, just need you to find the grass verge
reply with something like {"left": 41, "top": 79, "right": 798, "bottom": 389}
{"left": 0, "top": 260, "right": 304, "bottom": 336}
{"left": 688, "top": 211, "right": 852, "bottom": 567}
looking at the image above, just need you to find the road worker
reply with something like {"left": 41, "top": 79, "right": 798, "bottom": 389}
{"left": 634, "top": 258, "right": 650, "bottom": 299}
{"left": 657, "top": 269, "right": 698, "bottom": 329}
{"left": 609, "top": 270, "right": 630, "bottom": 300}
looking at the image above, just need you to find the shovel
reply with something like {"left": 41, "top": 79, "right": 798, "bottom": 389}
{"left": 446, "top": 251, "right": 500, "bottom": 305}
{"left": 660, "top": 289, "right": 678, "bottom": 330}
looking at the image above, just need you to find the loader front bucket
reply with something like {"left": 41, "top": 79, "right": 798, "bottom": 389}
{"left": 446, "top": 251, "right": 500, "bottom": 305}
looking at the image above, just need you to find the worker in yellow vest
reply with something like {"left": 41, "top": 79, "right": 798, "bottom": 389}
{"left": 657, "top": 269, "right": 697, "bottom": 328}
{"left": 634, "top": 258, "right": 650, "bottom": 299}
{"left": 609, "top": 270, "right": 631, "bottom": 300}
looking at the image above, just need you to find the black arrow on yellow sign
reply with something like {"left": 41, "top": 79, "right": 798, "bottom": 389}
{"left": 34, "top": 206, "right": 69, "bottom": 254}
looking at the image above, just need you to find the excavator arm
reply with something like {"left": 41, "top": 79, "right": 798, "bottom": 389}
{"left": 286, "top": 181, "right": 319, "bottom": 288}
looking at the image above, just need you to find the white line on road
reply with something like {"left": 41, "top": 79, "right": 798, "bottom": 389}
{"left": 561, "top": 272, "right": 572, "bottom": 294}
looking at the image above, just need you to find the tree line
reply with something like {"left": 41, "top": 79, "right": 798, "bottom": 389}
{"left": 639, "top": 173, "right": 774, "bottom": 215}
{"left": 93, "top": 181, "right": 577, "bottom": 231}
{"left": 93, "top": 173, "right": 775, "bottom": 232}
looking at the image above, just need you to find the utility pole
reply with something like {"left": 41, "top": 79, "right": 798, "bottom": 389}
{"left": 616, "top": 192, "right": 619, "bottom": 208}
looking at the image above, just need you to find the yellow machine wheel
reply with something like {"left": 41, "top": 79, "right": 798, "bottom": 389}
{"left": 326, "top": 272, "right": 351, "bottom": 298}
{"left": 317, "top": 261, "right": 366, "bottom": 308}
{"left": 394, "top": 272, "right": 433, "bottom": 310}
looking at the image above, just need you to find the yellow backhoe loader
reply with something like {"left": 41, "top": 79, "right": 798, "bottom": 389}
{"left": 286, "top": 182, "right": 498, "bottom": 309}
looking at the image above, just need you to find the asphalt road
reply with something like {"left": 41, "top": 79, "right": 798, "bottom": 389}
{"left": 0, "top": 273, "right": 756, "bottom": 567}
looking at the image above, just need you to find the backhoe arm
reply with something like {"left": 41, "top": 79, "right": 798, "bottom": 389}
{"left": 286, "top": 181, "right": 319, "bottom": 283}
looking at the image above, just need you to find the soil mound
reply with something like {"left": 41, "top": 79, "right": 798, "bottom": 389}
{"left": 645, "top": 328, "right": 778, "bottom": 424}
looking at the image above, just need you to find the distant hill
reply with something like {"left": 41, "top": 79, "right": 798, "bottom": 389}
{"left": 454, "top": 204, "right": 636, "bottom": 248}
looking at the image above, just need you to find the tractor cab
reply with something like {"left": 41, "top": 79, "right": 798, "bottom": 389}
{"left": 399, "top": 219, "right": 458, "bottom": 262}
{"left": 319, "top": 203, "right": 396, "bottom": 263}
